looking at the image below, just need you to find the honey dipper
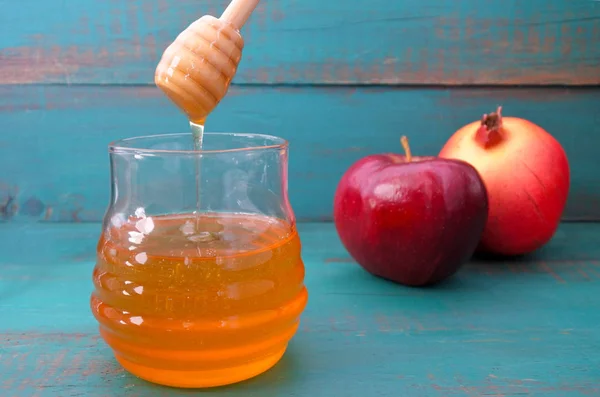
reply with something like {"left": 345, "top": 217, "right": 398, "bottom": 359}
{"left": 155, "top": 0, "right": 260, "bottom": 124}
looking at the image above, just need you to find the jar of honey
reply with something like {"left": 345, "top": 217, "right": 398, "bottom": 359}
{"left": 90, "top": 133, "right": 308, "bottom": 388}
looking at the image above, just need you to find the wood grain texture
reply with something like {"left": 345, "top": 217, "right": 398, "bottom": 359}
{"left": 1, "top": 0, "right": 599, "bottom": 85}
{"left": 2, "top": 222, "right": 600, "bottom": 396}
{"left": 0, "top": 84, "right": 598, "bottom": 222}
{"left": 1, "top": 85, "right": 599, "bottom": 222}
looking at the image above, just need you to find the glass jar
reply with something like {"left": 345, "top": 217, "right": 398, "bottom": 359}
{"left": 90, "top": 133, "right": 308, "bottom": 388}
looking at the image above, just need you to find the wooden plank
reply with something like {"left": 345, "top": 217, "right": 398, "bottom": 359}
{"left": 1, "top": 85, "right": 599, "bottom": 222}
{"left": 1, "top": 0, "right": 599, "bottom": 85}
{"left": 1, "top": 222, "right": 600, "bottom": 396}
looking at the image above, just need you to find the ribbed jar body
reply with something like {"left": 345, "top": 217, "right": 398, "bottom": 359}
{"left": 90, "top": 133, "right": 307, "bottom": 388}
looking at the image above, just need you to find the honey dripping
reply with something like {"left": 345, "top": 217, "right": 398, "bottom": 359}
{"left": 190, "top": 120, "right": 205, "bottom": 233}
{"left": 155, "top": 0, "right": 257, "bottom": 234}
{"left": 89, "top": 0, "right": 310, "bottom": 388}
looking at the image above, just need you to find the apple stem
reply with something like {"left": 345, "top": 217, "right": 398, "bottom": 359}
{"left": 400, "top": 136, "right": 412, "bottom": 162}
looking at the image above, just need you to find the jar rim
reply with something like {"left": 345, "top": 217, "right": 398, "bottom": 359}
{"left": 109, "top": 132, "right": 288, "bottom": 155}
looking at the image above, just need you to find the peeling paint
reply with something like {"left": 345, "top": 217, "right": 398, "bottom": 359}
{"left": 0, "top": 182, "right": 104, "bottom": 222}
{"left": 0, "top": 183, "right": 19, "bottom": 220}
{"left": 21, "top": 197, "right": 45, "bottom": 217}
{"left": 0, "top": 85, "right": 598, "bottom": 222}
{"left": 0, "top": 5, "right": 599, "bottom": 85}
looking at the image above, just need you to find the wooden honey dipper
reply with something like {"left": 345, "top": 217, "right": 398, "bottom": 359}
{"left": 155, "top": 0, "right": 260, "bottom": 124}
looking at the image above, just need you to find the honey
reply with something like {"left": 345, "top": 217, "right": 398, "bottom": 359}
{"left": 98, "top": 0, "right": 301, "bottom": 386}
{"left": 154, "top": 15, "right": 243, "bottom": 124}
{"left": 91, "top": 212, "right": 307, "bottom": 388}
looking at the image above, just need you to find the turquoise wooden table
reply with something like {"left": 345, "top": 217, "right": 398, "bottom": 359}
{"left": 2, "top": 222, "right": 599, "bottom": 396}
{"left": 2, "top": 0, "right": 600, "bottom": 395}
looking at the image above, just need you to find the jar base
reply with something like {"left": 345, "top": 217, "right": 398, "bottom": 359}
{"left": 115, "top": 346, "right": 287, "bottom": 388}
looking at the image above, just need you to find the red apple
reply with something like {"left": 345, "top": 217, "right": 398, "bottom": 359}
{"left": 439, "top": 107, "right": 570, "bottom": 256}
{"left": 333, "top": 137, "right": 488, "bottom": 286}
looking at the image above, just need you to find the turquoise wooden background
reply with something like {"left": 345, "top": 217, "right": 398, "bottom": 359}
{"left": 1, "top": 0, "right": 599, "bottom": 222}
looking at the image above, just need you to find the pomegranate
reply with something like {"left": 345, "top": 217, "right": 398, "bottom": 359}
{"left": 439, "top": 106, "right": 570, "bottom": 256}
